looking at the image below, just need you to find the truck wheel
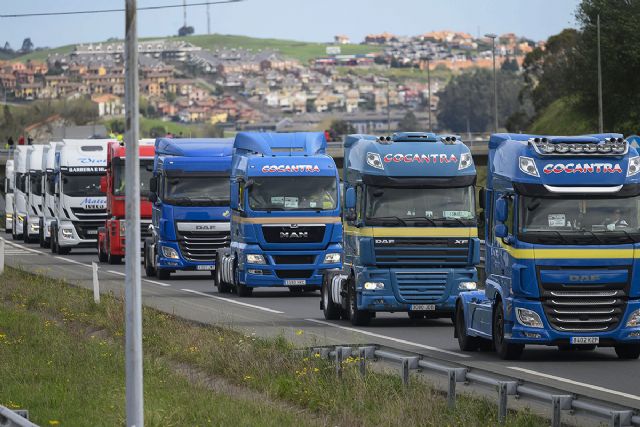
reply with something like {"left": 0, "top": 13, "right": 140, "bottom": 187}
{"left": 348, "top": 280, "right": 371, "bottom": 326}
{"left": 98, "top": 241, "right": 108, "bottom": 263}
{"left": 50, "top": 227, "right": 58, "bottom": 253}
{"left": 39, "top": 224, "right": 44, "bottom": 247}
{"left": 144, "top": 242, "right": 156, "bottom": 277}
{"left": 321, "top": 278, "right": 340, "bottom": 320}
{"left": 237, "top": 282, "right": 253, "bottom": 297}
{"left": 214, "top": 256, "right": 232, "bottom": 293}
{"left": 57, "top": 244, "right": 71, "bottom": 255}
{"left": 23, "top": 222, "right": 29, "bottom": 243}
{"left": 493, "top": 300, "right": 524, "bottom": 360}
{"left": 615, "top": 344, "right": 640, "bottom": 360}
{"left": 455, "top": 303, "right": 480, "bottom": 351}
{"left": 157, "top": 269, "right": 170, "bottom": 280}
{"left": 108, "top": 252, "right": 122, "bottom": 265}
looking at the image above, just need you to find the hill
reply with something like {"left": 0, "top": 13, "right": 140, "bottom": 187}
{"left": 14, "top": 33, "right": 381, "bottom": 64}
{"left": 528, "top": 97, "right": 596, "bottom": 135}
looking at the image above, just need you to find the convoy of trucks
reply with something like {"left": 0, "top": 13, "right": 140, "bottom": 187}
{"left": 455, "top": 133, "right": 640, "bottom": 360}
{"left": 97, "top": 139, "right": 155, "bottom": 264}
{"left": 321, "top": 132, "right": 479, "bottom": 325}
{"left": 143, "top": 138, "right": 233, "bottom": 279}
{"left": 216, "top": 132, "right": 343, "bottom": 296}
{"left": 2, "top": 130, "right": 639, "bottom": 360}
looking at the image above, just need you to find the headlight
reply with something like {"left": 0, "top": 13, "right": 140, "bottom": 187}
{"left": 61, "top": 228, "right": 74, "bottom": 239}
{"left": 17, "top": 215, "right": 24, "bottom": 224}
{"left": 458, "top": 281, "right": 477, "bottom": 290}
{"left": 6, "top": 214, "right": 12, "bottom": 219}
{"left": 246, "top": 254, "right": 266, "bottom": 264}
{"left": 628, "top": 156, "right": 640, "bottom": 177}
{"left": 626, "top": 309, "right": 640, "bottom": 327}
{"left": 323, "top": 253, "right": 341, "bottom": 264}
{"left": 458, "top": 152, "right": 473, "bottom": 170}
{"left": 30, "top": 223, "right": 39, "bottom": 231}
{"left": 161, "top": 246, "right": 180, "bottom": 259}
{"left": 366, "top": 152, "right": 384, "bottom": 170}
{"left": 519, "top": 156, "right": 539, "bottom": 177}
{"left": 119, "top": 221, "right": 126, "bottom": 236}
{"left": 364, "top": 281, "right": 385, "bottom": 290}
{"left": 516, "top": 307, "right": 544, "bottom": 328}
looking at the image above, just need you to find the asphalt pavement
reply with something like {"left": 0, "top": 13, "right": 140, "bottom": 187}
{"left": 3, "top": 233, "right": 640, "bottom": 410}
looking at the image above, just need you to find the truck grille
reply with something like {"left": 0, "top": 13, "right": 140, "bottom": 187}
{"left": 176, "top": 228, "right": 230, "bottom": 262}
{"left": 375, "top": 237, "right": 469, "bottom": 267}
{"left": 394, "top": 271, "right": 448, "bottom": 304}
{"left": 73, "top": 221, "right": 103, "bottom": 240}
{"left": 272, "top": 255, "right": 316, "bottom": 264}
{"left": 262, "top": 225, "right": 325, "bottom": 244}
{"left": 538, "top": 267, "right": 628, "bottom": 332}
{"left": 71, "top": 207, "right": 108, "bottom": 221}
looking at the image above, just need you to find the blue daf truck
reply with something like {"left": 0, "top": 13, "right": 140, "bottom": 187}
{"left": 321, "top": 132, "right": 480, "bottom": 326}
{"left": 143, "top": 138, "right": 233, "bottom": 279}
{"left": 456, "top": 133, "right": 640, "bottom": 359}
{"left": 216, "top": 132, "right": 342, "bottom": 297}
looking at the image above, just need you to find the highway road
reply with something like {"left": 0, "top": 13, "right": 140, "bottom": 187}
{"left": 3, "top": 233, "right": 640, "bottom": 411}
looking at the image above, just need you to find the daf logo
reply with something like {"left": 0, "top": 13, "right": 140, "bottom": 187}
{"left": 195, "top": 225, "right": 217, "bottom": 231}
{"left": 454, "top": 239, "right": 468, "bottom": 245}
{"left": 280, "top": 231, "right": 308, "bottom": 239}
{"left": 569, "top": 274, "right": 601, "bottom": 282}
{"left": 375, "top": 239, "right": 395, "bottom": 244}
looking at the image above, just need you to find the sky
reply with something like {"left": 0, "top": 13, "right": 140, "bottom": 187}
{"left": 1, "top": 0, "right": 581, "bottom": 50}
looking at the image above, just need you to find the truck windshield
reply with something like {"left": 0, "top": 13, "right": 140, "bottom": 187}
{"left": 248, "top": 176, "right": 338, "bottom": 211}
{"left": 366, "top": 186, "right": 476, "bottom": 226}
{"left": 163, "top": 175, "right": 229, "bottom": 206}
{"left": 519, "top": 195, "right": 640, "bottom": 244}
{"left": 29, "top": 172, "right": 43, "bottom": 196}
{"left": 113, "top": 159, "right": 154, "bottom": 197}
{"left": 62, "top": 174, "right": 105, "bottom": 197}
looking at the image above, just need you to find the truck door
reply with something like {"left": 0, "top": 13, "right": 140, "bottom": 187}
{"left": 344, "top": 185, "right": 362, "bottom": 267}
{"left": 486, "top": 191, "right": 514, "bottom": 301}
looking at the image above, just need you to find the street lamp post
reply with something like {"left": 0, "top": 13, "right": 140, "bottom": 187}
{"left": 597, "top": 14, "right": 603, "bottom": 133}
{"left": 425, "top": 55, "right": 432, "bottom": 132}
{"left": 485, "top": 33, "right": 498, "bottom": 133}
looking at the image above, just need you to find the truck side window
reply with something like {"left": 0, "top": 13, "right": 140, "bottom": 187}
{"left": 356, "top": 185, "right": 363, "bottom": 222}
{"left": 506, "top": 195, "right": 514, "bottom": 235}
{"left": 238, "top": 184, "right": 244, "bottom": 212}
{"left": 486, "top": 190, "right": 494, "bottom": 243}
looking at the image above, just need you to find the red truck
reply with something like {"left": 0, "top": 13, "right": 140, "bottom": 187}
{"left": 97, "top": 139, "right": 155, "bottom": 264}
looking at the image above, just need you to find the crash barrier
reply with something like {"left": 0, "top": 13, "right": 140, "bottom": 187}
{"left": 0, "top": 405, "right": 36, "bottom": 427}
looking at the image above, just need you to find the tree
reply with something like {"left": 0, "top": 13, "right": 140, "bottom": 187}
{"left": 328, "top": 119, "right": 355, "bottom": 141}
{"left": 2, "top": 42, "right": 11, "bottom": 52}
{"left": 178, "top": 26, "right": 195, "bottom": 37}
{"left": 20, "top": 38, "right": 34, "bottom": 53}
{"left": 149, "top": 125, "right": 167, "bottom": 138}
{"left": 398, "top": 111, "right": 420, "bottom": 131}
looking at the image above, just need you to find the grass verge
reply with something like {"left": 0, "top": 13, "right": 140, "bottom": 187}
{"left": 0, "top": 267, "right": 546, "bottom": 426}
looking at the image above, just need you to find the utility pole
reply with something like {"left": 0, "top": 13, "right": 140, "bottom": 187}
{"left": 425, "top": 55, "right": 432, "bottom": 132}
{"left": 386, "top": 79, "right": 390, "bottom": 133}
{"left": 207, "top": 3, "right": 211, "bottom": 34}
{"left": 485, "top": 33, "right": 498, "bottom": 133}
{"left": 124, "top": 1, "right": 143, "bottom": 426}
{"left": 183, "top": 0, "right": 187, "bottom": 28}
{"left": 597, "top": 14, "right": 603, "bottom": 133}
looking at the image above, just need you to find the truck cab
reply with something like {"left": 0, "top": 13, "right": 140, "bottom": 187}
{"left": 50, "top": 139, "right": 109, "bottom": 255}
{"left": 4, "top": 160, "right": 14, "bottom": 234}
{"left": 12, "top": 146, "right": 28, "bottom": 240}
{"left": 216, "top": 132, "right": 343, "bottom": 297}
{"left": 40, "top": 142, "right": 58, "bottom": 248}
{"left": 456, "top": 133, "right": 640, "bottom": 360}
{"left": 25, "top": 144, "right": 45, "bottom": 243}
{"left": 97, "top": 139, "right": 155, "bottom": 264}
{"left": 144, "top": 138, "right": 233, "bottom": 280}
{"left": 321, "top": 132, "right": 479, "bottom": 325}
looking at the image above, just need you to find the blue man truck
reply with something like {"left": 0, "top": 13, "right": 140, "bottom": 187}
{"left": 143, "top": 138, "right": 233, "bottom": 280}
{"left": 456, "top": 133, "right": 640, "bottom": 360}
{"left": 321, "top": 132, "right": 480, "bottom": 326}
{"left": 216, "top": 132, "right": 342, "bottom": 297}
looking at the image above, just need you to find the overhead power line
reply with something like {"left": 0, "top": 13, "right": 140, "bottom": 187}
{"left": 0, "top": 0, "right": 243, "bottom": 18}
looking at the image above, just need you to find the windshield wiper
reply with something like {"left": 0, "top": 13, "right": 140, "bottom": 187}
{"left": 369, "top": 216, "right": 407, "bottom": 226}
{"left": 605, "top": 229, "right": 640, "bottom": 244}
{"left": 403, "top": 216, "right": 437, "bottom": 226}
{"left": 577, "top": 229, "right": 606, "bottom": 245}
{"left": 434, "top": 217, "right": 472, "bottom": 226}
{"left": 527, "top": 229, "right": 572, "bottom": 244}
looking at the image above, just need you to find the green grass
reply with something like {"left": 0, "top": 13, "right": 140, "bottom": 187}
{"left": 337, "top": 66, "right": 453, "bottom": 83}
{"left": 529, "top": 97, "right": 596, "bottom": 135}
{"left": 0, "top": 267, "right": 546, "bottom": 427}
{"left": 14, "top": 45, "right": 75, "bottom": 63}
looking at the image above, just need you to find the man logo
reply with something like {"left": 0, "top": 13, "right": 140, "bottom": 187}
{"left": 569, "top": 275, "right": 601, "bottom": 282}
{"left": 280, "top": 231, "right": 308, "bottom": 239}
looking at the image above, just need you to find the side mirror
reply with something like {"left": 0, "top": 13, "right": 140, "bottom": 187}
{"left": 244, "top": 179, "right": 255, "bottom": 189}
{"left": 478, "top": 187, "right": 486, "bottom": 210}
{"left": 495, "top": 197, "right": 508, "bottom": 223}
{"left": 495, "top": 223, "right": 508, "bottom": 238}
{"left": 345, "top": 187, "right": 357, "bottom": 222}
{"left": 100, "top": 176, "right": 107, "bottom": 193}
{"left": 149, "top": 192, "right": 158, "bottom": 203}
{"left": 149, "top": 176, "right": 158, "bottom": 193}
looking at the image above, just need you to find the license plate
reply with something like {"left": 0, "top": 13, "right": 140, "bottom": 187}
{"left": 570, "top": 336, "right": 599, "bottom": 345}
{"left": 87, "top": 230, "right": 97, "bottom": 235}
{"left": 410, "top": 304, "right": 436, "bottom": 311}
{"left": 196, "top": 265, "right": 215, "bottom": 271}
{"left": 285, "top": 279, "right": 306, "bottom": 286}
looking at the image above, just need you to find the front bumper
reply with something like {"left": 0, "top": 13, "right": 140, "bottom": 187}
{"left": 156, "top": 240, "right": 215, "bottom": 271}
{"left": 58, "top": 221, "right": 97, "bottom": 248}
{"left": 5, "top": 214, "right": 13, "bottom": 230}
{"left": 26, "top": 216, "right": 39, "bottom": 237}
{"left": 355, "top": 267, "right": 477, "bottom": 313}
{"left": 43, "top": 218, "right": 55, "bottom": 239}
{"left": 506, "top": 298, "right": 640, "bottom": 346}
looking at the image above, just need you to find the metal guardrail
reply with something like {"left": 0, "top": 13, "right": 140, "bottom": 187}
{"left": 0, "top": 405, "right": 36, "bottom": 427}
{"left": 309, "top": 344, "right": 640, "bottom": 427}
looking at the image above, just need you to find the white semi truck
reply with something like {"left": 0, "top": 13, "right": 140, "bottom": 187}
{"left": 40, "top": 142, "right": 58, "bottom": 248}
{"left": 4, "top": 159, "right": 14, "bottom": 234}
{"left": 12, "top": 146, "right": 28, "bottom": 240}
{"left": 50, "top": 139, "right": 109, "bottom": 254}
{"left": 24, "top": 144, "right": 45, "bottom": 243}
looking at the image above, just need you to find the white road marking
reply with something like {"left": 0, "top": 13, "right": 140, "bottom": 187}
{"left": 4, "top": 241, "right": 44, "bottom": 255}
{"left": 107, "top": 270, "right": 125, "bottom": 276}
{"left": 305, "top": 318, "right": 470, "bottom": 358}
{"left": 54, "top": 256, "right": 92, "bottom": 268}
{"left": 180, "top": 288, "right": 284, "bottom": 314}
{"left": 507, "top": 367, "right": 640, "bottom": 402}
{"left": 144, "top": 279, "right": 171, "bottom": 287}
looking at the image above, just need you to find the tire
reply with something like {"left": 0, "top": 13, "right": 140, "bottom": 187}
{"left": 39, "top": 224, "right": 44, "bottom": 247}
{"left": 98, "top": 240, "right": 108, "bottom": 263}
{"left": 321, "top": 277, "right": 341, "bottom": 320}
{"left": 615, "top": 344, "right": 640, "bottom": 360}
{"left": 348, "top": 280, "right": 371, "bottom": 326}
{"left": 144, "top": 242, "right": 156, "bottom": 277}
{"left": 493, "top": 300, "right": 524, "bottom": 360}
{"left": 23, "top": 221, "right": 29, "bottom": 243}
{"left": 157, "top": 269, "right": 170, "bottom": 280}
{"left": 408, "top": 312, "right": 425, "bottom": 320}
{"left": 108, "top": 252, "right": 122, "bottom": 265}
{"left": 50, "top": 227, "right": 57, "bottom": 253}
{"left": 455, "top": 303, "right": 481, "bottom": 351}
{"left": 237, "top": 282, "right": 253, "bottom": 297}
{"left": 57, "top": 244, "right": 71, "bottom": 255}
{"left": 215, "top": 256, "right": 232, "bottom": 293}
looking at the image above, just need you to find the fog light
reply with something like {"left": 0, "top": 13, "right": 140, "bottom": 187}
{"left": 323, "top": 253, "right": 341, "bottom": 264}
{"left": 364, "top": 281, "right": 385, "bottom": 290}
{"left": 626, "top": 309, "right": 640, "bottom": 327}
{"left": 248, "top": 269, "right": 263, "bottom": 275}
{"left": 61, "top": 228, "right": 73, "bottom": 239}
{"left": 516, "top": 307, "right": 544, "bottom": 328}
{"left": 523, "top": 332, "right": 542, "bottom": 339}
{"left": 246, "top": 254, "right": 266, "bottom": 264}
{"left": 30, "top": 223, "right": 39, "bottom": 232}
{"left": 629, "top": 331, "right": 640, "bottom": 337}
{"left": 458, "top": 281, "right": 477, "bottom": 290}
{"left": 161, "top": 246, "right": 180, "bottom": 259}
